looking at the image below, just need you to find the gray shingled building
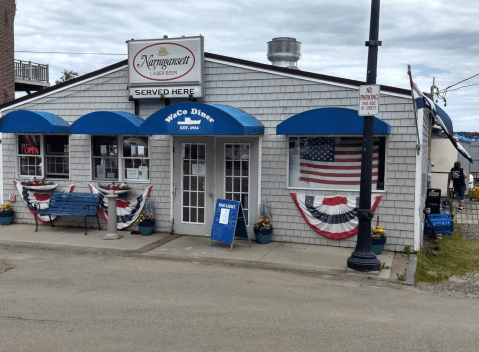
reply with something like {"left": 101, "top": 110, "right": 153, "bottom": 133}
{"left": 0, "top": 36, "right": 433, "bottom": 252}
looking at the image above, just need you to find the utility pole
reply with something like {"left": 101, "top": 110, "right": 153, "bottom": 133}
{"left": 347, "top": 0, "right": 382, "bottom": 271}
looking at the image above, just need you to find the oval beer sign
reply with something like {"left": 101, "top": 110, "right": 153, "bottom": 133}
{"left": 133, "top": 43, "right": 196, "bottom": 82}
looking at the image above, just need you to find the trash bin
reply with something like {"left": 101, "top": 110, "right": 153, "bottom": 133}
{"left": 426, "top": 188, "right": 441, "bottom": 214}
{"left": 424, "top": 214, "right": 453, "bottom": 237}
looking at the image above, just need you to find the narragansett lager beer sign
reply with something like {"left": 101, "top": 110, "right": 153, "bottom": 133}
{"left": 127, "top": 36, "right": 204, "bottom": 99}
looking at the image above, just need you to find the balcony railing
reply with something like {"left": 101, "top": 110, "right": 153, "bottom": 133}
{"left": 14, "top": 60, "right": 49, "bottom": 83}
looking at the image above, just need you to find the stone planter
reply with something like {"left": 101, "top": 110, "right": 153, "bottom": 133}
{"left": 139, "top": 220, "right": 155, "bottom": 236}
{"left": 371, "top": 237, "right": 386, "bottom": 255}
{"left": 254, "top": 227, "right": 273, "bottom": 244}
{"left": 0, "top": 211, "right": 14, "bottom": 225}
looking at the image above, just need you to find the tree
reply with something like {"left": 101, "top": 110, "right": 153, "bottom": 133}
{"left": 55, "top": 69, "right": 79, "bottom": 85}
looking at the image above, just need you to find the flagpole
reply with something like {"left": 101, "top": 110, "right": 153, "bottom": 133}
{"left": 347, "top": 0, "right": 382, "bottom": 271}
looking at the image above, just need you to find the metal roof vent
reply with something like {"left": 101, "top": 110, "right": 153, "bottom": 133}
{"left": 267, "top": 37, "right": 301, "bottom": 70}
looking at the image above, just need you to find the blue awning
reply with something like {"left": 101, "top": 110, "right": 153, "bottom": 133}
{"left": 276, "top": 107, "right": 391, "bottom": 135}
{"left": 139, "top": 103, "right": 264, "bottom": 135}
{"left": 70, "top": 111, "right": 144, "bottom": 135}
{"left": 0, "top": 110, "right": 70, "bottom": 133}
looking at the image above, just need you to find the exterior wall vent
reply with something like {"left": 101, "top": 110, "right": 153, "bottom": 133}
{"left": 267, "top": 37, "right": 301, "bottom": 70}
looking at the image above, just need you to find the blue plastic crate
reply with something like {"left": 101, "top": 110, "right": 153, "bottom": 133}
{"left": 424, "top": 214, "right": 453, "bottom": 237}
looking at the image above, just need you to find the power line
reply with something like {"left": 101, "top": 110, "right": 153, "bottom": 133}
{"left": 447, "top": 83, "right": 479, "bottom": 92}
{"left": 440, "top": 73, "right": 479, "bottom": 92}
{"left": 13, "top": 50, "right": 127, "bottom": 55}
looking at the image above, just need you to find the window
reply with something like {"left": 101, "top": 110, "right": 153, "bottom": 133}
{"left": 182, "top": 143, "right": 206, "bottom": 223}
{"left": 18, "top": 134, "right": 70, "bottom": 179}
{"left": 288, "top": 136, "right": 386, "bottom": 190}
{"left": 123, "top": 136, "right": 149, "bottom": 181}
{"left": 91, "top": 136, "right": 150, "bottom": 181}
{"left": 92, "top": 136, "right": 118, "bottom": 180}
{"left": 45, "top": 135, "right": 69, "bottom": 178}
{"left": 224, "top": 143, "right": 250, "bottom": 222}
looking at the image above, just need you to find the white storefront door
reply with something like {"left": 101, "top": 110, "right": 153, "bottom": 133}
{"left": 173, "top": 136, "right": 216, "bottom": 235}
{"left": 172, "top": 136, "right": 260, "bottom": 237}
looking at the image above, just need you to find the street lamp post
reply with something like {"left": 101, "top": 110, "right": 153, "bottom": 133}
{"left": 347, "top": 0, "right": 382, "bottom": 271}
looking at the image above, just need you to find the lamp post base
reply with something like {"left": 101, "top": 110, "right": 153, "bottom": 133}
{"left": 347, "top": 252, "right": 381, "bottom": 271}
{"left": 102, "top": 232, "right": 123, "bottom": 240}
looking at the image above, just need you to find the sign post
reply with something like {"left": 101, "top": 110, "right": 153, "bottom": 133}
{"left": 347, "top": 0, "right": 382, "bottom": 272}
{"left": 210, "top": 199, "right": 251, "bottom": 251}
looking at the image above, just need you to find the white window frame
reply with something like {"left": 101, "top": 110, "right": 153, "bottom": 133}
{"left": 286, "top": 135, "right": 388, "bottom": 193}
{"left": 17, "top": 134, "right": 70, "bottom": 180}
{"left": 91, "top": 135, "right": 150, "bottom": 182}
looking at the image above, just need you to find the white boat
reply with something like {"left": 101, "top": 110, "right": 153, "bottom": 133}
{"left": 177, "top": 117, "right": 201, "bottom": 125}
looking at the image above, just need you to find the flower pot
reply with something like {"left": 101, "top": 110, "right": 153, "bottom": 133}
{"left": 0, "top": 211, "right": 14, "bottom": 225}
{"left": 254, "top": 227, "right": 273, "bottom": 244}
{"left": 139, "top": 220, "right": 155, "bottom": 236}
{"left": 371, "top": 237, "right": 386, "bottom": 255}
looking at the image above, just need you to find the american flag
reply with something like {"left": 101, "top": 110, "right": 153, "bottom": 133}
{"left": 299, "top": 137, "right": 379, "bottom": 186}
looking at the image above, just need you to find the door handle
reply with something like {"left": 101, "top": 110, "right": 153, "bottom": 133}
{"left": 208, "top": 193, "right": 213, "bottom": 198}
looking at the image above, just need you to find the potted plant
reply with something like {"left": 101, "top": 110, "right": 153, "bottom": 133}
{"left": 371, "top": 225, "right": 386, "bottom": 254}
{"left": 0, "top": 203, "right": 14, "bottom": 225}
{"left": 97, "top": 182, "right": 130, "bottom": 198}
{"left": 254, "top": 201, "right": 273, "bottom": 244}
{"left": 136, "top": 212, "right": 155, "bottom": 236}
{"left": 20, "top": 178, "right": 57, "bottom": 191}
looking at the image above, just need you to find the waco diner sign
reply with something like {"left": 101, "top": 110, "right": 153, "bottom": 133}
{"left": 127, "top": 36, "right": 204, "bottom": 99}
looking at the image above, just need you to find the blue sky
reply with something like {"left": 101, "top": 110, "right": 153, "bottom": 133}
{"left": 13, "top": 0, "right": 479, "bottom": 131}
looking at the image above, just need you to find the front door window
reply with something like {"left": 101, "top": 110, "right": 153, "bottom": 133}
{"left": 225, "top": 144, "right": 249, "bottom": 222}
{"left": 182, "top": 143, "right": 206, "bottom": 223}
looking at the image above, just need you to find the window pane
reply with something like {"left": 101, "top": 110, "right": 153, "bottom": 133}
{"left": 19, "top": 155, "right": 41, "bottom": 177}
{"left": 198, "top": 193, "right": 205, "bottom": 207}
{"left": 234, "top": 177, "right": 241, "bottom": 192}
{"left": 183, "top": 176, "right": 190, "bottom": 191}
{"left": 92, "top": 136, "right": 118, "bottom": 156}
{"left": 191, "top": 192, "right": 197, "bottom": 207}
{"left": 198, "top": 208, "right": 205, "bottom": 223}
{"left": 288, "top": 136, "right": 384, "bottom": 190}
{"left": 183, "top": 207, "right": 189, "bottom": 222}
{"left": 198, "top": 145, "right": 205, "bottom": 160}
{"left": 124, "top": 159, "right": 149, "bottom": 180}
{"left": 190, "top": 208, "right": 197, "bottom": 223}
{"left": 123, "top": 136, "right": 148, "bottom": 157}
{"left": 45, "top": 135, "right": 69, "bottom": 179}
{"left": 183, "top": 160, "right": 190, "bottom": 175}
{"left": 191, "top": 176, "right": 197, "bottom": 191}
{"left": 225, "top": 161, "right": 232, "bottom": 176}
{"left": 225, "top": 177, "right": 232, "bottom": 192}
{"left": 183, "top": 192, "right": 189, "bottom": 206}
{"left": 18, "top": 135, "right": 40, "bottom": 155}
{"left": 234, "top": 161, "right": 241, "bottom": 176}
{"left": 242, "top": 178, "right": 248, "bottom": 192}
{"left": 241, "top": 161, "right": 249, "bottom": 176}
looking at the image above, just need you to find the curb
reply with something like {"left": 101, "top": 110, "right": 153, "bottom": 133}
{"left": 0, "top": 240, "right": 414, "bottom": 287}
{"left": 406, "top": 254, "right": 417, "bottom": 284}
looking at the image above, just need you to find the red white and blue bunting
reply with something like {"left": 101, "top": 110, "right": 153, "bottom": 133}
{"left": 290, "top": 192, "right": 383, "bottom": 240}
{"left": 88, "top": 184, "right": 153, "bottom": 229}
{"left": 13, "top": 180, "right": 75, "bottom": 223}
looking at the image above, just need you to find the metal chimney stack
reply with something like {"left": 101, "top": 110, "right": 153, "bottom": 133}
{"left": 267, "top": 37, "right": 301, "bottom": 70}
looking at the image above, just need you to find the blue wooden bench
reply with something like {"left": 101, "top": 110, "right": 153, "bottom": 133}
{"left": 34, "top": 192, "right": 101, "bottom": 235}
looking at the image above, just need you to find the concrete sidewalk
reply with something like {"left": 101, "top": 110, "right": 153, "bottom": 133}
{"left": 0, "top": 223, "right": 403, "bottom": 280}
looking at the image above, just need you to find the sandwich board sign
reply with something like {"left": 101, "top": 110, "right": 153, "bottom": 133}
{"left": 210, "top": 199, "right": 251, "bottom": 251}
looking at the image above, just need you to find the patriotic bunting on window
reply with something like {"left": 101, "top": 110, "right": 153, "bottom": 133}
{"left": 290, "top": 192, "right": 383, "bottom": 240}
{"left": 13, "top": 179, "right": 75, "bottom": 223}
{"left": 88, "top": 184, "right": 153, "bottom": 229}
